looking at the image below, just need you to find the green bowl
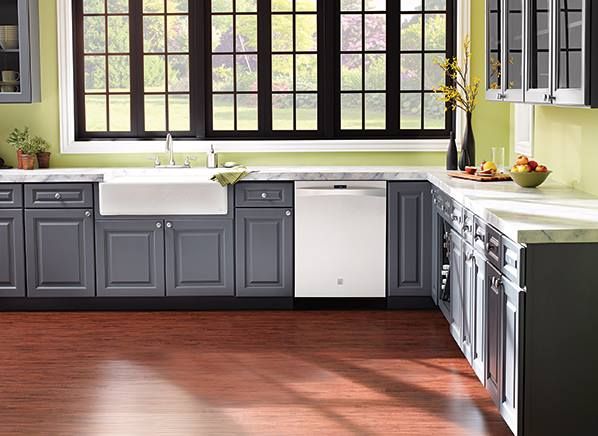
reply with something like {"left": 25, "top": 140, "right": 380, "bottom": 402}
{"left": 509, "top": 171, "right": 552, "bottom": 188}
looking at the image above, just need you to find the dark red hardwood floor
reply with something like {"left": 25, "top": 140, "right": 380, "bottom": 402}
{"left": 0, "top": 310, "right": 511, "bottom": 435}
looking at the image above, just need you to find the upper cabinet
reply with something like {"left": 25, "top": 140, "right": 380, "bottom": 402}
{"left": 0, "top": 0, "right": 40, "bottom": 103}
{"left": 487, "top": 0, "right": 598, "bottom": 107}
{"left": 486, "top": 0, "right": 525, "bottom": 102}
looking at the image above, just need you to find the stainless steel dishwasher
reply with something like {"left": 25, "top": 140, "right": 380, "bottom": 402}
{"left": 295, "top": 181, "right": 387, "bottom": 298}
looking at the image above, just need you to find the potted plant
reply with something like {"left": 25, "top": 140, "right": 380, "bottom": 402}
{"left": 434, "top": 36, "right": 481, "bottom": 170}
{"left": 32, "top": 136, "right": 51, "bottom": 168}
{"left": 6, "top": 127, "right": 30, "bottom": 169}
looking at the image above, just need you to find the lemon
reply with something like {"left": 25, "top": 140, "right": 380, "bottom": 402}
{"left": 483, "top": 161, "right": 497, "bottom": 172}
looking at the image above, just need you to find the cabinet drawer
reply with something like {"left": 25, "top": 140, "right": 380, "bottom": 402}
{"left": 473, "top": 216, "right": 487, "bottom": 254}
{"left": 462, "top": 209, "right": 474, "bottom": 245}
{"left": 486, "top": 226, "right": 502, "bottom": 269}
{"left": 235, "top": 182, "right": 293, "bottom": 208}
{"left": 25, "top": 184, "right": 93, "bottom": 208}
{"left": 0, "top": 184, "right": 23, "bottom": 208}
{"left": 448, "top": 199, "right": 463, "bottom": 230}
{"left": 501, "top": 236, "right": 525, "bottom": 288}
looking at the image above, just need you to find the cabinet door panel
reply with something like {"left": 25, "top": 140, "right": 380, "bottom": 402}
{"left": 96, "top": 220, "right": 165, "bottom": 297}
{"left": 486, "top": 262, "right": 502, "bottom": 407}
{"left": 449, "top": 230, "right": 463, "bottom": 347}
{"left": 165, "top": 219, "right": 234, "bottom": 296}
{"left": 0, "top": 210, "right": 25, "bottom": 297}
{"left": 487, "top": 0, "right": 503, "bottom": 97}
{"left": 472, "top": 251, "right": 487, "bottom": 385}
{"left": 387, "top": 182, "right": 432, "bottom": 297}
{"left": 500, "top": 277, "right": 522, "bottom": 434}
{"left": 504, "top": 0, "right": 524, "bottom": 100}
{"left": 236, "top": 208, "right": 293, "bottom": 297}
{"left": 462, "top": 243, "right": 475, "bottom": 363}
{"left": 25, "top": 209, "right": 95, "bottom": 297}
{"left": 526, "top": 0, "right": 553, "bottom": 102}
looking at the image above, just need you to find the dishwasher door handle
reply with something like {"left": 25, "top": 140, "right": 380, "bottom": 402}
{"left": 296, "top": 188, "right": 387, "bottom": 198}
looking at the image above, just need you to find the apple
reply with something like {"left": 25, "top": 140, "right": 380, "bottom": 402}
{"left": 515, "top": 155, "right": 529, "bottom": 166}
{"left": 536, "top": 165, "right": 549, "bottom": 173}
{"left": 514, "top": 164, "right": 531, "bottom": 173}
{"left": 528, "top": 160, "right": 539, "bottom": 171}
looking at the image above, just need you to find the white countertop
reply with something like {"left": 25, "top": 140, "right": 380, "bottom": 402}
{"left": 1, "top": 166, "right": 598, "bottom": 244}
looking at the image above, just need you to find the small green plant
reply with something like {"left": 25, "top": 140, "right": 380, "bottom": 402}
{"left": 7, "top": 127, "right": 31, "bottom": 152}
{"left": 30, "top": 135, "right": 50, "bottom": 153}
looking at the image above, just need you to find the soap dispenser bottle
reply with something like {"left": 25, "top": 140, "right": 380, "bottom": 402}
{"left": 207, "top": 144, "right": 218, "bottom": 168}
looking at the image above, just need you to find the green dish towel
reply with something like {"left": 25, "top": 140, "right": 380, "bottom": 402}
{"left": 210, "top": 167, "right": 250, "bottom": 186}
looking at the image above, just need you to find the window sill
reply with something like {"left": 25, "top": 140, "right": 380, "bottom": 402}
{"left": 61, "top": 139, "right": 453, "bottom": 154}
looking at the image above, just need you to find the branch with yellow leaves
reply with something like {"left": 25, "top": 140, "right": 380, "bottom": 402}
{"left": 433, "top": 36, "right": 480, "bottom": 114}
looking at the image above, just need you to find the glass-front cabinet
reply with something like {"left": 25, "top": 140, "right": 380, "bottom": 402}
{"left": 486, "top": 0, "right": 525, "bottom": 102}
{"left": 488, "top": 0, "right": 598, "bottom": 107}
{"left": 0, "top": 0, "right": 40, "bottom": 103}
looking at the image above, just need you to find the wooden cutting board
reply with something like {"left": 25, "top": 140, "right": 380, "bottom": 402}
{"left": 448, "top": 171, "right": 512, "bottom": 182}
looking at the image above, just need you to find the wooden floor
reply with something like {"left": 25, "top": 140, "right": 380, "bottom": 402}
{"left": 0, "top": 310, "right": 511, "bottom": 436}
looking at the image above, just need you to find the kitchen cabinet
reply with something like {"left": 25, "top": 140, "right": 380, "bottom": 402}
{"left": 25, "top": 209, "right": 95, "bottom": 297}
{"left": 235, "top": 208, "right": 293, "bottom": 297}
{"left": 165, "top": 219, "right": 234, "bottom": 297}
{"left": 96, "top": 219, "right": 165, "bottom": 297}
{"left": 387, "top": 182, "right": 432, "bottom": 298}
{"left": 0, "top": 0, "right": 40, "bottom": 103}
{"left": 486, "top": 0, "right": 525, "bottom": 102}
{"left": 0, "top": 209, "right": 25, "bottom": 297}
{"left": 472, "top": 249, "right": 487, "bottom": 385}
{"left": 461, "top": 242, "right": 475, "bottom": 364}
{"left": 449, "top": 229, "right": 463, "bottom": 347}
{"left": 485, "top": 262, "right": 502, "bottom": 408}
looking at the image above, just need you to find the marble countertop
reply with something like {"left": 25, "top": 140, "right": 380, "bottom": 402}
{"left": 1, "top": 166, "right": 598, "bottom": 244}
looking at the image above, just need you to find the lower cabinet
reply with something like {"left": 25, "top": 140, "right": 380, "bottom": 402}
{"left": 96, "top": 220, "right": 165, "bottom": 297}
{"left": 235, "top": 208, "right": 293, "bottom": 297}
{"left": 25, "top": 209, "right": 95, "bottom": 297}
{"left": 165, "top": 219, "right": 234, "bottom": 296}
{"left": 471, "top": 250, "right": 487, "bottom": 385}
{"left": 0, "top": 209, "right": 26, "bottom": 297}
{"left": 485, "top": 262, "right": 502, "bottom": 407}
{"left": 461, "top": 242, "right": 475, "bottom": 363}
{"left": 449, "top": 229, "right": 463, "bottom": 346}
{"left": 387, "top": 182, "right": 432, "bottom": 297}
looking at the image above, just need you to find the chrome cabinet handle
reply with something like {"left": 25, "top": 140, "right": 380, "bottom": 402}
{"left": 285, "top": 210, "right": 292, "bottom": 217}
{"left": 54, "top": 193, "right": 62, "bottom": 200}
{"left": 84, "top": 210, "right": 91, "bottom": 217}
{"left": 261, "top": 192, "right": 268, "bottom": 199}
{"left": 166, "top": 222, "right": 173, "bottom": 229}
{"left": 486, "top": 242, "right": 497, "bottom": 252}
{"left": 462, "top": 224, "right": 472, "bottom": 233}
{"left": 475, "top": 234, "right": 485, "bottom": 242}
{"left": 156, "top": 222, "right": 162, "bottom": 229}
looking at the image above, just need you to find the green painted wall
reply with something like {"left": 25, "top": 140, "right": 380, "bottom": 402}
{"left": 0, "top": 1, "right": 508, "bottom": 168}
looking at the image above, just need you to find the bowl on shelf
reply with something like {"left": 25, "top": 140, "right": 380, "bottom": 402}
{"left": 509, "top": 170, "right": 552, "bottom": 188}
{"left": 0, "top": 25, "right": 19, "bottom": 50}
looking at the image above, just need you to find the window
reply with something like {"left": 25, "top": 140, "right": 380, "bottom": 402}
{"left": 73, "top": 0, "right": 455, "bottom": 142}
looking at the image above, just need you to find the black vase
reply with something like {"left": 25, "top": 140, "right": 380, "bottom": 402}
{"left": 446, "top": 131, "right": 458, "bottom": 170}
{"left": 459, "top": 112, "right": 476, "bottom": 171}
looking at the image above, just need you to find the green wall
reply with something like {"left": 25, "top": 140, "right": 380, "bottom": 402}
{"left": 0, "top": 1, "right": 507, "bottom": 168}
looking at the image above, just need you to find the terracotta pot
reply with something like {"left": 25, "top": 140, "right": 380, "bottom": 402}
{"left": 36, "top": 152, "right": 51, "bottom": 169}
{"left": 20, "top": 154, "right": 36, "bottom": 170}
{"left": 16, "top": 149, "right": 23, "bottom": 169}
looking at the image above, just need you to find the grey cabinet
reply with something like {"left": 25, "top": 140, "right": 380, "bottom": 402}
{"left": 449, "top": 229, "right": 464, "bottom": 346}
{"left": 462, "top": 242, "right": 475, "bottom": 364}
{"left": 486, "top": 262, "right": 502, "bottom": 407}
{"left": 500, "top": 276, "right": 522, "bottom": 434}
{"left": 0, "top": 0, "right": 40, "bottom": 103}
{"left": 165, "top": 219, "right": 234, "bottom": 297}
{"left": 235, "top": 208, "right": 293, "bottom": 297}
{"left": 0, "top": 209, "right": 25, "bottom": 297}
{"left": 387, "top": 182, "right": 432, "bottom": 297}
{"left": 96, "top": 220, "right": 165, "bottom": 297}
{"left": 25, "top": 209, "right": 95, "bottom": 297}
{"left": 472, "top": 249, "right": 487, "bottom": 385}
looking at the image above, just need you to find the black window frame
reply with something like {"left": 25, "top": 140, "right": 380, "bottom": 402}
{"left": 73, "top": 0, "right": 456, "bottom": 142}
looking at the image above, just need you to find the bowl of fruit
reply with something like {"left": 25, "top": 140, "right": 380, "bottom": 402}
{"left": 510, "top": 155, "right": 551, "bottom": 188}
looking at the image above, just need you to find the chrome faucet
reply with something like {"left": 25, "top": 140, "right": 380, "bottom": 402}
{"left": 165, "top": 133, "right": 176, "bottom": 167}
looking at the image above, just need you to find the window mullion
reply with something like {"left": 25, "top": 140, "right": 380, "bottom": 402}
{"left": 257, "top": 0, "right": 272, "bottom": 135}
{"left": 387, "top": 0, "right": 400, "bottom": 133}
{"left": 129, "top": 0, "right": 144, "bottom": 137}
{"left": 319, "top": 0, "right": 335, "bottom": 138}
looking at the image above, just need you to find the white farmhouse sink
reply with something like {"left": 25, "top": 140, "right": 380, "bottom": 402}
{"left": 99, "top": 171, "right": 228, "bottom": 216}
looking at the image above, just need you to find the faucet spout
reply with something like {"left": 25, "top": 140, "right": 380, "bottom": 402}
{"left": 165, "top": 133, "right": 175, "bottom": 167}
